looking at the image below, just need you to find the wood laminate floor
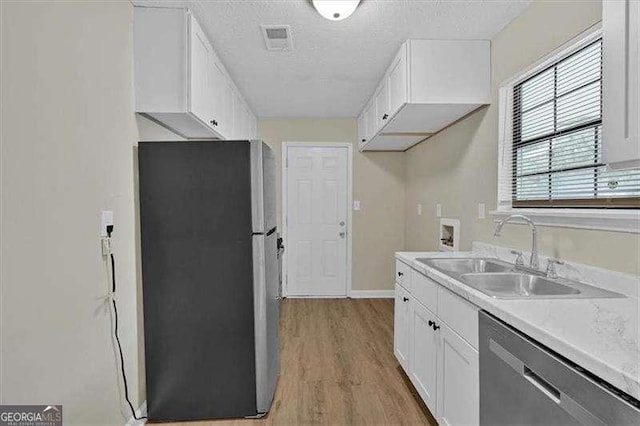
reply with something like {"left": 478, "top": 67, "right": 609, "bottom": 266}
{"left": 158, "top": 298, "right": 436, "bottom": 426}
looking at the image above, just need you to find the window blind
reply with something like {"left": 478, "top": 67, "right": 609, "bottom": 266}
{"left": 512, "top": 38, "right": 640, "bottom": 208}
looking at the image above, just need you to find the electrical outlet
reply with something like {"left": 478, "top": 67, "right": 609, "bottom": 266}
{"left": 478, "top": 203, "right": 486, "bottom": 219}
{"left": 417, "top": 203, "right": 422, "bottom": 216}
{"left": 353, "top": 200, "right": 361, "bottom": 211}
{"left": 100, "top": 210, "right": 113, "bottom": 237}
{"left": 436, "top": 204, "right": 442, "bottom": 218}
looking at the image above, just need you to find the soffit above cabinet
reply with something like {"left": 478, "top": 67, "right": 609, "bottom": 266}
{"left": 133, "top": 0, "right": 531, "bottom": 117}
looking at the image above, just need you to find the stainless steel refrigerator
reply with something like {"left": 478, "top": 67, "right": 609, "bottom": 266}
{"left": 138, "top": 140, "right": 280, "bottom": 421}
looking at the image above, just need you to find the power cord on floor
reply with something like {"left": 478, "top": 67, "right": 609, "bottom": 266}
{"left": 106, "top": 226, "right": 147, "bottom": 421}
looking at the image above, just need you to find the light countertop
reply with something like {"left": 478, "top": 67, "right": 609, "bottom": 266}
{"left": 395, "top": 248, "right": 640, "bottom": 401}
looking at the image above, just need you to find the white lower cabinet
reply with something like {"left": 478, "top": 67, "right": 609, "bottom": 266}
{"left": 394, "top": 283, "right": 411, "bottom": 371}
{"left": 437, "top": 322, "right": 479, "bottom": 426}
{"left": 409, "top": 300, "right": 438, "bottom": 410}
{"left": 393, "top": 265, "right": 479, "bottom": 425}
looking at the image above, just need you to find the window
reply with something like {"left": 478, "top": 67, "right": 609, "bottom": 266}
{"left": 511, "top": 38, "right": 640, "bottom": 208}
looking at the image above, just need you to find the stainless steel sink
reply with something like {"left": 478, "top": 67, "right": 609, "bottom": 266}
{"left": 417, "top": 258, "right": 515, "bottom": 276}
{"left": 460, "top": 272, "right": 622, "bottom": 299}
{"left": 461, "top": 273, "right": 580, "bottom": 298}
{"left": 416, "top": 257, "right": 624, "bottom": 300}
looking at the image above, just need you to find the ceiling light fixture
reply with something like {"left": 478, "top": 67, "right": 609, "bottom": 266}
{"left": 312, "top": 0, "right": 361, "bottom": 21}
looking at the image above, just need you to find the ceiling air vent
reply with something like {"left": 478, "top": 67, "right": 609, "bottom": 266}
{"left": 261, "top": 25, "right": 293, "bottom": 51}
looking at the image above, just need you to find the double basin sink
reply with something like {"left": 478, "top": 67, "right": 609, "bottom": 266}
{"left": 416, "top": 258, "right": 623, "bottom": 300}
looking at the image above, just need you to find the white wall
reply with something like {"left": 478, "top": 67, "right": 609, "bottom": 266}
{"left": 1, "top": 1, "right": 142, "bottom": 424}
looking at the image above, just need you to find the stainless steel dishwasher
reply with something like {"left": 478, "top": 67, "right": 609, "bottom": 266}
{"left": 479, "top": 311, "right": 640, "bottom": 425}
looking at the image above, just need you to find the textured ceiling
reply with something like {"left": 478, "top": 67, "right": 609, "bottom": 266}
{"left": 134, "top": 0, "right": 532, "bottom": 117}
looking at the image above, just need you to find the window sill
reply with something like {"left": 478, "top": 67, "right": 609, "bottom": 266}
{"left": 489, "top": 208, "right": 640, "bottom": 234}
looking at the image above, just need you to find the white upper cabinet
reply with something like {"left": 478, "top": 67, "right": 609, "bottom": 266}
{"left": 358, "top": 39, "right": 490, "bottom": 151}
{"left": 603, "top": 0, "right": 640, "bottom": 169}
{"left": 374, "top": 79, "right": 390, "bottom": 131}
{"left": 134, "top": 7, "right": 256, "bottom": 140}
{"left": 189, "top": 16, "right": 216, "bottom": 129}
{"left": 387, "top": 46, "right": 408, "bottom": 119}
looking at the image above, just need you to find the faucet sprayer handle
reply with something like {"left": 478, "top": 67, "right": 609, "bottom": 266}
{"left": 510, "top": 250, "right": 525, "bottom": 266}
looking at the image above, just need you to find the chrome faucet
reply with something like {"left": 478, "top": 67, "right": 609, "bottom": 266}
{"left": 494, "top": 215, "right": 540, "bottom": 270}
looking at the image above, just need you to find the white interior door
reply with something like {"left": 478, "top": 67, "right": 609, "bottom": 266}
{"left": 285, "top": 145, "right": 350, "bottom": 297}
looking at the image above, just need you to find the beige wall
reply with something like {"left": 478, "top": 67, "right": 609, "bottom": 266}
{"left": 405, "top": 0, "right": 640, "bottom": 276}
{"left": 259, "top": 119, "right": 405, "bottom": 291}
{"left": 1, "top": 1, "right": 142, "bottom": 424}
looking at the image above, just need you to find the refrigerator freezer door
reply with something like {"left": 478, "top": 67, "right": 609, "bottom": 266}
{"left": 252, "top": 232, "right": 280, "bottom": 413}
{"left": 139, "top": 141, "right": 258, "bottom": 421}
{"left": 251, "top": 141, "right": 277, "bottom": 234}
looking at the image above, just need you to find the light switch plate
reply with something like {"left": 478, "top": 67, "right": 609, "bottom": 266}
{"left": 436, "top": 204, "right": 442, "bottom": 218}
{"left": 100, "top": 210, "right": 113, "bottom": 237}
{"left": 353, "top": 200, "right": 361, "bottom": 211}
{"left": 417, "top": 203, "right": 422, "bottom": 216}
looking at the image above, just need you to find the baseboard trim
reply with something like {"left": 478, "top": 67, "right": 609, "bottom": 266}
{"left": 125, "top": 400, "right": 147, "bottom": 425}
{"left": 285, "top": 295, "right": 347, "bottom": 299}
{"left": 349, "top": 290, "right": 394, "bottom": 299}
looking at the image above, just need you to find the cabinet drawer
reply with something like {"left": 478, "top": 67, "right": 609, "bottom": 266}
{"left": 437, "top": 286, "right": 479, "bottom": 349}
{"left": 395, "top": 259, "right": 411, "bottom": 288}
{"left": 411, "top": 269, "right": 438, "bottom": 313}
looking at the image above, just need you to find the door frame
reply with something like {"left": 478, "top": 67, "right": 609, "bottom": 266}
{"left": 281, "top": 141, "right": 353, "bottom": 298}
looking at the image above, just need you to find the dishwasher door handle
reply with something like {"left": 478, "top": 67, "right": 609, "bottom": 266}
{"left": 489, "top": 339, "right": 607, "bottom": 426}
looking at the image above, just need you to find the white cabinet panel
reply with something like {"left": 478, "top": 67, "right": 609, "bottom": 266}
{"left": 211, "top": 59, "right": 227, "bottom": 135}
{"left": 438, "top": 286, "right": 479, "bottom": 349}
{"left": 410, "top": 300, "right": 439, "bottom": 413}
{"left": 388, "top": 46, "right": 408, "bottom": 118}
{"left": 394, "top": 283, "right": 411, "bottom": 371}
{"left": 437, "top": 322, "right": 479, "bottom": 426}
{"left": 395, "top": 259, "right": 410, "bottom": 288}
{"left": 357, "top": 112, "right": 367, "bottom": 147}
{"left": 375, "top": 80, "right": 390, "bottom": 132}
{"left": 189, "top": 15, "right": 215, "bottom": 128}
{"left": 411, "top": 268, "right": 438, "bottom": 313}
{"left": 603, "top": 0, "right": 640, "bottom": 169}
{"left": 365, "top": 103, "right": 376, "bottom": 141}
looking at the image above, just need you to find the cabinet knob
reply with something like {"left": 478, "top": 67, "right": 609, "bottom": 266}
{"left": 210, "top": 119, "right": 218, "bottom": 126}
{"left": 397, "top": 272, "right": 404, "bottom": 277}
{"left": 361, "top": 139, "right": 366, "bottom": 143}
{"left": 428, "top": 320, "right": 435, "bottom": 326}
{"left": 382, "top": 113, "right": 389, "bottom": 120}
{"left": 432, "top": 323, "right": 440, "bottom": 331}
{"left": 402, "top": 297, "right": 409, "bottom": 302}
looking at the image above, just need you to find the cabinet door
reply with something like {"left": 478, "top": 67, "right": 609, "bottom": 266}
{"left": 188, "top": 16, "right": 215, "bottom": 127}
{"left": 365, "top": 102, "right": 376, "bottom": 140}
{"left": 211, "top": 59, "right": 227, "bottom": 136}
{"left": 388, "top": 46, "right": 408, "bottom": 118}
{"left": 603, "top": 0, "right": 640, "bottom": 169}
{"left": 394, "top": 284, "right": 411, "bottom": 372}
{"left": 357, "top": 111, "right": 367, "bottom": 147}
{"left": 437, "top": 322, "right": 479, "bottom": 426}
{"left": 409, "top": 300, "right": 438, "bottom": 414}
{"left": 374, "top": 80, "right": 389, "bottom": 133}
